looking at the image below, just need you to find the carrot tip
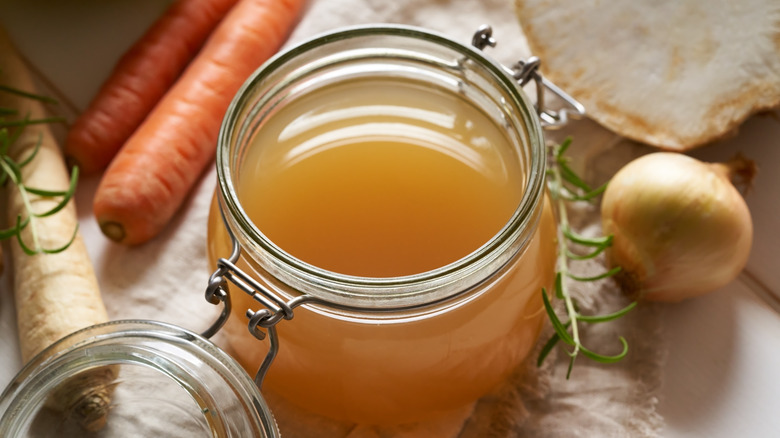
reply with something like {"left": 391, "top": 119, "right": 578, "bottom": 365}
{"left": 99, "top": 221, "right": 126, "bottom": 243}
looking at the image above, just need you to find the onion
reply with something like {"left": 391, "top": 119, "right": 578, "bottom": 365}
{"left": 601, "top": 152, "right": 754, "bottom": 302}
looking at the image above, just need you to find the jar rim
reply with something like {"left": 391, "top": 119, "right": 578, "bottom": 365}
{"left": 215, "top": 24, "right": 546, "bottom": 309}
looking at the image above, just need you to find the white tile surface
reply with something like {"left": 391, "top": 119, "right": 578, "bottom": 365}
{"left": 659, "top": 279, "right": 780, "bottom": 437}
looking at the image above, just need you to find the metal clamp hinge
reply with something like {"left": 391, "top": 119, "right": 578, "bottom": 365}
{"left": 201, "top": 225, "right": 296, "bottom": 388}
{"left": 205, "top": 257, "right": 294, "bottom": 339}
{"left": 472, "top": 25, "right": 585, "bottom": 129}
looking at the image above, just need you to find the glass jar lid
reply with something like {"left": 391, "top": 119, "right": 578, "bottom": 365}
{"left": 0, "top": 320, "right": 279, "bottom": 437}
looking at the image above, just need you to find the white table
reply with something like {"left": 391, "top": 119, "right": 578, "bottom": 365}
{"left": 2, "top": 1, "right": 779, "bottom": 436}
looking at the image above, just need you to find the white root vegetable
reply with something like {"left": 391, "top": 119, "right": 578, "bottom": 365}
{"left": 0, "top": 27, "right": 115, "bottom": 431}
{"left": 601, "top": 152, "right": 754, "bottom": 302}
{"left": 514, "top": 0, "right": 780, "bottom": 150}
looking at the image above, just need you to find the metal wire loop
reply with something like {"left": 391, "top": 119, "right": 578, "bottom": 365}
{"left": 200, "top": 202, "right": 303, "bottom": 388}
{"left": 247, "top": 309, "right": 272, "bottom": 340}
{"left": 512, "top": 57, "right": 541, "bottom": 86}
{"left": 471, "top": 25, "right": 585, "bottom": 129}
{"left": 205, "top": 274, "right": 227, "bottom": 304}
{"left": 201, "top": 271, "right": 232, "bottom": 339}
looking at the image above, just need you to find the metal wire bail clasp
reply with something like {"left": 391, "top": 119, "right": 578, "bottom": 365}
{"left": 201, "top": 208, "right": 295, "bottom": 389}
{"left": 472, "top": 25, "right": 585, "bottom": 129}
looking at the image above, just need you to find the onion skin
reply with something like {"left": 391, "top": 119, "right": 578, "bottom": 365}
{"left": 601, "top": 152, "right": 753, "bottom": 302}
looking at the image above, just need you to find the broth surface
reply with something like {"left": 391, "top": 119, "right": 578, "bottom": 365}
{"left": 237, "top": 78, "right": 524, "bottom": 276}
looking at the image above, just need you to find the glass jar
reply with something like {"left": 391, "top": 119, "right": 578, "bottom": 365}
{"left": 206, "top": 24, "right": 557, "bottom": 425}
{"left": 0, "top": 320, "right": 279, "bottom": 437}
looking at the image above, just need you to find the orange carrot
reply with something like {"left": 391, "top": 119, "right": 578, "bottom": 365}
{"left": 64, "top": 0, "right": 239, "bottom": 174}
{"left": 94, "top": 0, "right": 305, "bottom": 245}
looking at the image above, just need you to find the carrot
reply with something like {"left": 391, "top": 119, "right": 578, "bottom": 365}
{"left": 0, "top": 28, "right": 115, "bottom": 431}
{"left": 94, "top": 0, "right": 305, "bottom": 245}
{"left": 63, "top": 0, "right": 240, "bottom": 174}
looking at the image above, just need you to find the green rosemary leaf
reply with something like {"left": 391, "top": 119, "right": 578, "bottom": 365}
{"left": 565, "top": 243, "right": 608, "bottom": 260}
{"left": 2, "top": 155, "right": 22, "bottom": 183}
{"left": 0, "top": 216, "right": 27, "bottom": 239}
{"left": 0, "top": 84, "right": 58, "bottom": 104}
{"left": 578, "top": 301, "right": 638, "bottom": 324}
{"left": 41, "top": 224, "right": 79, "bottom": 254}
{"left": 555, "top": 136, "right": 573, "bottom": 159}
{"left": 558, "top": 160, "right": 592, "bottom": 193}
{"left": 32, "top": 167, "right": 78, "bottom": 218}
{"left": 14, "top": 215, "right": 38, "bottom": 255}
{"left": 0, "top": 116, "right": 65, "bottom": 128}
{"left": 0, "top": 227, "right": 16, "bottom": 240}
{"left": 578, "top": 337, "right": 629, "bottom": 364}
{"left": 554, "top": 271, "right": 564, "bottom": 299}
{"left": 565, "top": 356, "right": 576, "bottom": 379}
{"left": 542, "top": 289, "right": 575, "bottom": 346}
{"left": 0, "top": 107, "right": 16, "bottom": 116}
{"left": 561, "top": 181, "right": 608, "bottom": 202}
{"left": 537, "top": 333, "right": 560, "bottom": 367}
{"left": 568, "top": 266, "right": 622, "bottom": 282}
{"left": 536, "top": 319, "right": 572, "bottom": 367}
{"left": 17, "top": 132, "right": 42, "bottom": 168}
{"left": 25, "top": 186, "right": 69, "bottom": 197}
{"left": 563, "top": 227, "right": 613, "bottom": 247}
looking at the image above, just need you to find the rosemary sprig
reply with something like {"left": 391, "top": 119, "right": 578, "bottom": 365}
{"left": 538, "top": 137, "right": 636, "bottom": 378}
{"left": 0, "top": 84, "right": 59, "bottom": 104}
{"left": 0, "top": 84, "right": 78, "bottom": 255}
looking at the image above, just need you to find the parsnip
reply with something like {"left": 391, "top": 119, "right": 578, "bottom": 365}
{"left": 0, "top": 27, "right": 115, "bottom": 431}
